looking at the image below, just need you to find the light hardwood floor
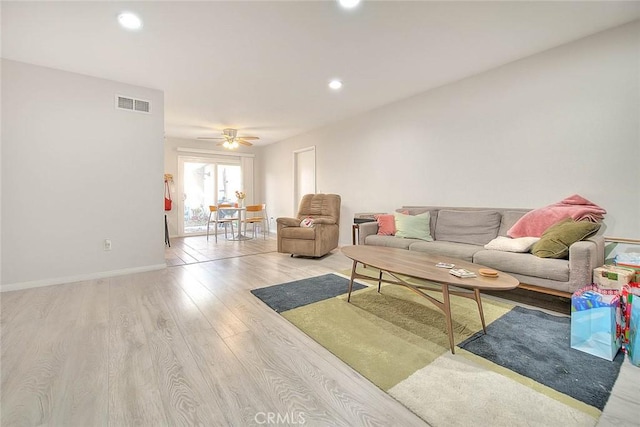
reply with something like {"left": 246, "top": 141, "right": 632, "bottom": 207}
{"left": 2, "top": 235, "right": 638, "bottom": 426}
{"left": 1, "top": 236, "right": 425, "bottom": 426}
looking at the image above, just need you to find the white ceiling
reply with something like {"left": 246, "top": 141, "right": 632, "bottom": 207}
{"left": 3, "top": 1, "right": 639, "bottom": 146}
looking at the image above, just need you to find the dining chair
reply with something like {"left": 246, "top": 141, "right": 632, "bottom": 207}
{"left": 243, "top": 204, "right": 268, "bottom": 239}
{"left": 206, "top": 206, "right": 235, "bottom": 242}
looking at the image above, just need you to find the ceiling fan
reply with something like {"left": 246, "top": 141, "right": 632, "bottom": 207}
{"left": 197, "top": 128, "right": 259, "bottom": 149}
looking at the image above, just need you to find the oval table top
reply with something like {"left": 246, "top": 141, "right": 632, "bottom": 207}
{"left": 341, "top": 245, "right": 519, "bottom": 291}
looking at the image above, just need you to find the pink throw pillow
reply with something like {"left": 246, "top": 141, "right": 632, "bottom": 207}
{"left": 375, "top": 214, "right": 396, "bottom": 236}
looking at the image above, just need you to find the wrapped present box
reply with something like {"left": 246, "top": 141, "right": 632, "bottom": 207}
{"left": 593, "top": 265, "right": 636, "bottom": 290}
{"left": 614, "top": 253, "right": 640, "bottom": 282}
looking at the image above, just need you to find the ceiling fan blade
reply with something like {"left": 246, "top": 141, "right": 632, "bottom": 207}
{"left": 238, "top": 140, "right": 253, "bottom": 146}
{"left": 197, "top": 137, "right": 225, "bottom": 140}
{"left": 238, "top": 136, "right": 259, "bottom": 140}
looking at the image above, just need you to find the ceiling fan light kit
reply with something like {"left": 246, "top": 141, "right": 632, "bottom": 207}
{"left": 197, "top": 127, "right": 260, "bottom": 149}
{"left": 223, "top": 140, "right": 239, "bottom": 149}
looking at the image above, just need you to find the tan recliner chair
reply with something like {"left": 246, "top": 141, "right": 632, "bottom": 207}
{"left": 277, "top": 194, "right": 341, "bottom": 257}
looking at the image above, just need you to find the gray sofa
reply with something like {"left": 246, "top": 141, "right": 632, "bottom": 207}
{"left": 357, "top": 206, "right": 605, "bottom": 296}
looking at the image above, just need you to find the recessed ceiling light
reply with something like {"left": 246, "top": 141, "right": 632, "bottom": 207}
{"left": 338, "top": 0, "right": 361, "bottom": 9}
{"left": 329, "top": 80, "right": 343, "bottom": 90}
{"left": 118, "top": 12, "right": 142, "bottom": 30}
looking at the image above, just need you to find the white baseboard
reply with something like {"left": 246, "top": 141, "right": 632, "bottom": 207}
{"left": 1, "top": 263, "right": 167, "bottom": 292}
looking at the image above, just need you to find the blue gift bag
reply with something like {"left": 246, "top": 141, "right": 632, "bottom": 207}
{"left": 628, "top": 296, "right": 640, "bottom": 366}
{"left": 571, "top": 285, "right": 621, "bottom": 361}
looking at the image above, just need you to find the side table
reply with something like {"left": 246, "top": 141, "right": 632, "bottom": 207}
{"left": 352, "top": 213, "right": 384, "bottom": 245}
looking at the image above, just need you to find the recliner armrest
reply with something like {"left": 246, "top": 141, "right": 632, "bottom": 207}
{"left": 276, "top": 217, "right": 300, "bottom": 227}
{"left": 311, "top": 218, "right": 336, "bottom": 225}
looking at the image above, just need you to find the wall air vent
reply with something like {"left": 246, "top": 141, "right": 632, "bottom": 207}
{"left": 134, "top": 99, "right": 150, "bottom": 113}
{"left": 115, "top": 95, "right": 151, "bottom": 114}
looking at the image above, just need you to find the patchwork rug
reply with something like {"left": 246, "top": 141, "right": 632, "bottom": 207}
{"left": 251, "top": 271, "right": 624, "bottom": 426}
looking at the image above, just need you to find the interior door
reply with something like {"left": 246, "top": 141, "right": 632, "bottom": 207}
{"left": 293, "top": 147, "right": 316, "bottom": 212}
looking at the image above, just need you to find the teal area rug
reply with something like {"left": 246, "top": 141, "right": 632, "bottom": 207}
{"left": 459, "top": 305, "right": 623, "bottom": 410}
{"left": 250, "top": 273, "right": 365, "bottom": 312}
{"left": 252, "top": 273, "right": 624, "bottom": 426}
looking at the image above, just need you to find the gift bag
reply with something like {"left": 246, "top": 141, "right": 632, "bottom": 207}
{"left": 620, "top": 283, "right": 640, "bottom": 351}
{"left": 622, "top": 283, "right": 640, "bottom": 366}
{"left": 628, "top": 294, "right": 640, "bottom": 366}
{"left": 164, "top": 181, "right": 172, "bottom": 211}
{"left": 571, "top": 284, "right": 621, "bottom": 361}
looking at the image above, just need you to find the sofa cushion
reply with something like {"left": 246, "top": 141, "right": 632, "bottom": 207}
{"left": 435, "top": 210, "right": 501, "bottom": 245}
{"left": 531, "top": 218, "right": 601, "bottom": 259}
{"left": 484, "top": 236, "right": 540, "bottom": 253}
{"left": 365, "top": 234, "right": 421, "bottom": 249}
{"left": 394, "top": 211, "right": 433, "bottom": 241}
{"left": 497, "top": 211, "right": 528, "bottom": 236}
{"left": 409, "top": 241, "right": 482, "bottom": 262}
{"left": 473, "top": 250, "right": 569, "bottom": 282}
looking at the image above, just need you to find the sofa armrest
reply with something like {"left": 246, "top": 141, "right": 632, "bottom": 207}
{"left": 567, "top": 234, "right": 605, "bottom": 292}
{"left": 276, "top": 217, "right": 300, "bottom": 227}
{"left": 358, "top": 221, "right": 379, "bottom": 245}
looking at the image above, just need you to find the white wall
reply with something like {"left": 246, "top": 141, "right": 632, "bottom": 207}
{"left": 1, "top": 60, "right": 165, "bottom": 289}
{"left": 259, "top": 21, "right": 640, "bottom": 244}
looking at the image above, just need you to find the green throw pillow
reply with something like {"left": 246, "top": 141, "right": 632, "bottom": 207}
{"left": 531, "top": 218, "right": 601, "bottom": 259}
{"left": 394, "top": 211, "right": 433, "bottom": 241}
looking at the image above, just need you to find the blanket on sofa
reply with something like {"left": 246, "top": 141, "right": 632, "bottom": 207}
{"left": 508, "top": 194, "right": 606, "bottom": 238}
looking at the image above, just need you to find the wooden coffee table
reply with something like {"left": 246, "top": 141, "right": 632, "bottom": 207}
{"left": 341, "top": 245, "right": 519, "bottom": 354}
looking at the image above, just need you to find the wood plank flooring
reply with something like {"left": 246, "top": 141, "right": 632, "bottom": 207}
{"left": 165, "top": 233, "right": 275, "bottom": 266}
{"left": 2, "top": 235, "right": 638, "bottom": 426}
{"left": 1, "top": 236, "right": 425, "bottom": 426}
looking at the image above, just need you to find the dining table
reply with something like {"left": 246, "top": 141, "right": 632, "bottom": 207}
{"left": 219, "top": 206, "right": 251, "bottom": 241}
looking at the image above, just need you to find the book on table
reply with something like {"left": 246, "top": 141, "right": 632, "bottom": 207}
{"left": 449, "top": 268, "right": 477, "bottom": 278}
{"left": 436, "top": 262, "right": 455, "bottom": 269}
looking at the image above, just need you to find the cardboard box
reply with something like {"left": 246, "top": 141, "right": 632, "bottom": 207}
{"left": 593, "top": 265, "right": 636, "bottom": 290}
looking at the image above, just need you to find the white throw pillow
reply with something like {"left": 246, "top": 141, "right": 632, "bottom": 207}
{"left": 484, "top": 236, "right": 540, "bottom": 253}
{"left": 300, "top": 218, "right": 315, "bottom": 228}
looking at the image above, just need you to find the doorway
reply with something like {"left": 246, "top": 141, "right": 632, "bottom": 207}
{"left": 178, "top": 157, "right": 242, "bottom": 235}
{"left": 293, "top": 146, "right": 316, "bottom": 212}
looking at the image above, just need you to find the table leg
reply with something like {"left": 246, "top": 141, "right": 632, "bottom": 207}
{"left": 377, "top": 270, "right": 383, "bottom": 293}
{"left": 474, "top": 289, "right": 487, "bottom": 333}
{"left": 228, "top": 209, "right": 252, "bottom": 240}
{"left": 347, "top": 260, "right": 358, "bottom": 302}
{"left": 442, "top": 284, "right": 455, "bottom": 354}
{"left": 236, "top": 216, "right": 242, "bottom": 239}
